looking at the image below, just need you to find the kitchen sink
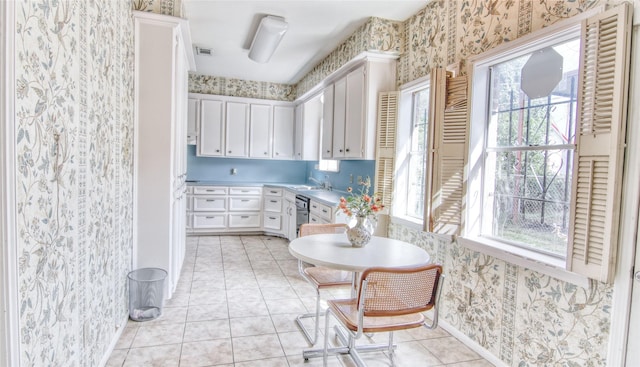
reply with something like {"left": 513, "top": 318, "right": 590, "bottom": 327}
{"left": 290, "top": 185, "right": 324, "bottom": 191}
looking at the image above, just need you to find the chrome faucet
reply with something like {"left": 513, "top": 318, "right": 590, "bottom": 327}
{"left": 309, "top": 176, "right": 323, "bottom": 187}
{"left": 323, "top": 175, "right": 332, "bottom": 191}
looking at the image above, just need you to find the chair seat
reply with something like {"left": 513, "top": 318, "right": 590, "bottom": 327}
{"left": 304, "top": 266, "right": 352, "bottom": 288}
{"left": 328, "top": 299, "right": 426, "bottom": 333}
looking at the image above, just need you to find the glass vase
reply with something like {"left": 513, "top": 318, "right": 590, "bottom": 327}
{"left": 347, "top": 215, "right": 376, "bottom": 247}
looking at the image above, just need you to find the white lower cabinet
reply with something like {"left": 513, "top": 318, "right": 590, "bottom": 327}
{"left": 193, "top": 213, "right": 226, "bottom": 229}
{"left": 229, "top": 214, "right": 261, "bottom": 228}
{"left": 263, "top": 187, "right": 284, "bottom": 236}
{"left": 187, "top": 185, "right": 263, "bottom": 234}
{"left": 284, "top": 189, "right": 297, "bottom": 240}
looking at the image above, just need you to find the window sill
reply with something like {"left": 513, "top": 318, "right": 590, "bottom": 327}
{"left": 389, "top": 215, "right": 424, "bottom": 231}
{"left": 457, "top": 236, "right": 591, "bottom": 289}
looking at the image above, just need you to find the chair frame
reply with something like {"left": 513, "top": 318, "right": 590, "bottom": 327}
{"left": 322, "top": 264, "right": 444, "bottom": 367}
{"left": 295, "top": 223, "right": 351, "bottom": 345}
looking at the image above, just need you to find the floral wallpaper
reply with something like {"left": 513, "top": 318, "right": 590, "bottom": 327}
{"left": 189, "top": 74, "right": 296, "bottom": 101}
{"left": 294, "top": 16, "right": 403, "bottom": 97}
{"left": 387, "top": 1, "right": 614, "bottom": 367}
{"left": 132, "top": 0, "right": 182, "bottom": 17}
{"left": 389, "top": 223, "right": 611, "bottom": 366}
{"left": 14, "top": 0, "right": 134, "bottom": 366}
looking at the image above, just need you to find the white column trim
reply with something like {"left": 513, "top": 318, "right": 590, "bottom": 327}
{"left": 609, "top": 24, "right": 640, "bottom": 367}
{"left": 1, "top": 1, "right": 20, "bottom": 366}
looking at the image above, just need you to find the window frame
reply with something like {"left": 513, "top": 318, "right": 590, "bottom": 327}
{"left": 463, "top": 19, "right": 590, "bottom": 285}
{"left": 392, "top": 76, "right": 431, "bottom": 227}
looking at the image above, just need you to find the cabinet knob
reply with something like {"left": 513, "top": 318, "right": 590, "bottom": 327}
{"left": 345, "top": 148, "right": 350, "bottom": 152}
{"left": 228, "top": 150, "right": 232, "bottom": 153}
{"left": 326, "top": 150, "right": 330, "bottom": 153}
{"left": 339, "top": 149, "right": 343, "bottom": 152}
{"left": 215, "top": 149, "right": 220, "bottom": 152}
{"left": 264, "top": 152, "right": 268, "bottom": 155}
{"left": 276, "top": 152, "right": 279, "bottom": 155}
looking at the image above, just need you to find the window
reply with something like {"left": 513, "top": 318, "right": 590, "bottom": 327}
{"left": 318, "top": 159, "right": 339, "bottom": 172}
{"left": 482, "top": 37, "right": 580, "bottom": 258}
{"left": 393, "top": 79, "right": 430, "bottom": 223}
{"left": 465, "top": 4, "right": 631, "bottom": 282}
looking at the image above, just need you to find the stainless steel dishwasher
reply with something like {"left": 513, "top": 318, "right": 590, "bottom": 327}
{"left": 295, "top": 194, "right": 310, "bottom": 235}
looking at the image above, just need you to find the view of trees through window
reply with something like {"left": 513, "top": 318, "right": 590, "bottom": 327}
{"left": 406, "top": 86, "right": 430, "bottom": 220}
{"left": 484, "top": 38, "right": 580, "bottom": 257}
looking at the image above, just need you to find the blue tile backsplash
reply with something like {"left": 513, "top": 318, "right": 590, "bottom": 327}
{"left": 186, "top": 145, "right": 375, "bottom": 190}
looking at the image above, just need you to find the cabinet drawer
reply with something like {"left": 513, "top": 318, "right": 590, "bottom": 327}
{"left": 193, "top": 186, "right": 227, "bottom": 195}
{"left": 284, "top": 189, "right": 296, "bottom": 202}
{"left": 263, "top": 214, "right": 282, "bottom": 230}
{"left": 263, "top": 187, "right": 283, "bottom": 197}
{"left": 264, "top": 198, "right": 282, "bottom": 212}
{"left": 309, "top": 213, "right": 329, "bottom": 225}
{"left": 193, "top": 213, "right": 226, "bottom": 229}
{"left": 229, "top": 187, "right": 262, "bottom": 196}
{"left": 229, "top": 197, "right": 261, "bottom": 211}
{"left": 310, "top": 200, "right": 333, "bottom": 221}
{"left": 193, "top": 197, "right": 227, "bottom": 211}
{"left": 229, "top": 214, "right": 261, "bottom": 228}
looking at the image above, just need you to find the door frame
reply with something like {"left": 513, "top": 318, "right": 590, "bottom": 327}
{"left": 1, "top": 1, "right": 19, "bottom": 366}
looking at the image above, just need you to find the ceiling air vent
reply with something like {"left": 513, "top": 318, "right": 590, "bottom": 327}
{"left": 195, "top": 47, "right": 213, "bottom": 56}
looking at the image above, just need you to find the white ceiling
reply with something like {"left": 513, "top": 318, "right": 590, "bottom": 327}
{"left": 183, "top": 1, "right": 427, "bottom": 85}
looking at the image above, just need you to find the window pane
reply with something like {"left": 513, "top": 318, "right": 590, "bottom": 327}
{"left": 407, "top": 152, "right": 426, "bottom": 218}
{"left": 483, "top": 37, "right": 580, "bottom": 257}
{"left": 405, "top": 86, "right": 430, "bottom": 220}
{"left": 488, "top": 149, "right": 573, "bottom": 256}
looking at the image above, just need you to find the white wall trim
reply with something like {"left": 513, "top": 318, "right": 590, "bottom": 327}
{"left": 97, "top": 315, "right": 129, "bottom": 367}
{"left": 1, "top": 1, "right": 20, "bottom": 365}
{"left": 608, "top": 23, "right": 640, "bottom": 367}
{"left": 437, "top": 318, "right": 508, "bottom": 367}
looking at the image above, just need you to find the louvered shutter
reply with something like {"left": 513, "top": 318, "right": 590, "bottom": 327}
{"left": 428, "top": 69, "right": 468, "bottom": 235}
{"left": 567, "top": 3, "right": 632, "bottom": 283}
{"left": 375, "top": 92, "right": 399, "bottom": 209}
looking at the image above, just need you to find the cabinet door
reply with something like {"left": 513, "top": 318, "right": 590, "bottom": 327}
{"left": 187, "top": 98, "right": 199, "bottom": 145}
{"left": 322, "top": 85, "right": 334, "bottom": 159}
{"left": 294, "top": 104, "right": 303, "bottom": 160}
{"left": 344, "top": 66, "right": 365, "bottom": 158}
{"left": 249, "top": 104, "right": 272, "bottom": 158}
{"left": 302, "top": 94, "right": 321, "bottom": 161}
{"left": 332, "top": 76, "right": 347, "bottom": 158}
{"left": 198, "top": 99, "right": 224, "bottom": 156}
{"left": 273, "top": 105, "right": 294, "bottom": 159}
{"left": 226, "top": 101, "right": 249, "bottom": 157}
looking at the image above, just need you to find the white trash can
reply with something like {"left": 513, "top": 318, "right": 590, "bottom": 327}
{"left": 128, "top": 268, "right": 167, "bottom": 321}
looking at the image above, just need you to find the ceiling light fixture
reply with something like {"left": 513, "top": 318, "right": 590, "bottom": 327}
{"left": 248, "top": 15, "right": 288, "bottom": 63}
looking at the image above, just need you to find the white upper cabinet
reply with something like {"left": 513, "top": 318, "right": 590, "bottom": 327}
{"left": 249, "top": 104, "right": 272, "bottom": 158}
{"left": 198, "top": 99, "right": 224, "bottom": 156}
{"left": 321, "top": 85, "right": 334, "bottom": 159}
{"left": 344, "top": 66, "right": 365, "bottom": 158}
{"left": 332, "top": 75, "right": 348, "bottom": 158}
{"left": 194, "top": 94, "right": 295, "bottom": 160}
{"left": 320, "top": 58, "right": 396, "bottom": 160}
{"left": 273, "top": 105, "right": 295, "bottom": 159}
{"left": 294, "top": 93, "right": 322, "bottom": 160}
{"left": 225, "top": 101, "right": 249, "bottom": 157}
{"left": 187, "top": 98, "right": 199, "bottom": 145}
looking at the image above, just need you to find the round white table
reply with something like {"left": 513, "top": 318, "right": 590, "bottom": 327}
{"left": 289, "top": 233, "right": 431, "bottom": 361}
{"left": 288, "top": 233, "right": 430, "bottom": 271}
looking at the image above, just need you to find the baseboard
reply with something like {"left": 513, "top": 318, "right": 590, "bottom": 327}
{"left": 437, "top": 318, "right": 508, "bottom": 367}
{"left": 98, "top": 314, "right": 129, "bottom": 367}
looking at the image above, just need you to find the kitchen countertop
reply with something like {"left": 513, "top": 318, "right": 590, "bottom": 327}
{"left": 186, "top": 181, "right": 347, "bottom": 206}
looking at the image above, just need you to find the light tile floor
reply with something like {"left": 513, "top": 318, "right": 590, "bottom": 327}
{"left": 107, "top": 235, "right": 495, "bottom": 367}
